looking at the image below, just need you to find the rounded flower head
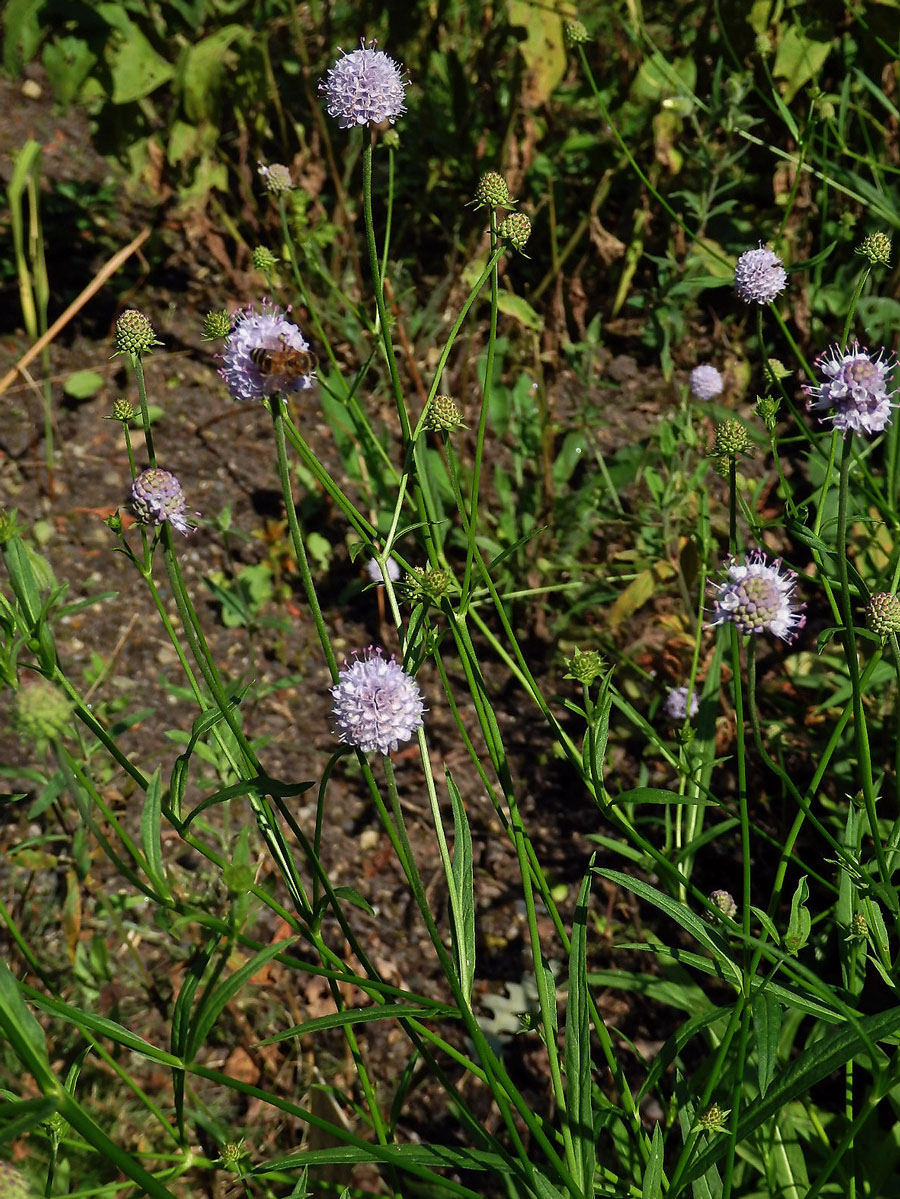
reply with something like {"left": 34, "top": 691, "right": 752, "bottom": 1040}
{"left": 709, "top": 889, "right": 738, "bottom": 919}
{"left": 131, "top": 468, "right": 192, "bottom": 536}
{"left": 734, "top": 243, "right": 788, "bottom": 305}
{"left": 257, "top": 161, "right": 294, "bottom": 193}
{"left": 499, "top": 212, "right": 532, "bottom": 253}
{"left": 664, "top": 686, "right": 699, "bottom": 721}
{"left": 114, "top": 309, "right": 160, "bottom": 358}
{"left": 13, "top": 677, "right": 73, "bottom": 747}
{"left": 689, "top": 364, "right": 723, "bottom": 400}
{"left": 366, "top": 556, "right": 400, "bottom": 585}
{"left": 856, "top": 232, "right": 891, "bottom": 267}
{"left": 804, "top": 341, "right": 896, "bottom": 436}
{"left": 331, "top": 647, "right": 425, "bottom": 755}
{"left": 866, "top": 592, "right": 900, "bottom": 639}
{"left": 319, "top": 39, "right": 408, "bottom": 129}
{"left": 709, "top": 549, "right": 805, "bottom": 642}
{"left": 474, "top": 171, "right": 512, "bottom": 209}
{"left": 425, "top": 394, "right": 465, "bottom": 433}
{"left": 0, "top": 1162, "right": 29, "bottom": 1199}
{"left": 220, "top": 302, "right": 315, "bottom": 403}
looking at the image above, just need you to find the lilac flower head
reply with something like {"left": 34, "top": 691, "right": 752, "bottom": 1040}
{"left": 709, "top": 549, "right": 805, "bottom": 642}
{"left": 331, "top": 647, "right": 425, "bottom": 755}
{"left": 664, "top": 686, "right": 700, "bottom": 721}
{"left": 366, "top": 557, "right": 400, "bottom": 585}
{"left": 131, "top": 468, "right": 193, "bottom": 536}
{"left": 804, "top": 341, "right": 896, "bottom": 436}
{"left": 319, "top": 39, "right": 408, "bottom": 129}
{"left": 220, "top": 301, "right": 314, "bottom": 403}
{"left": 734, "top": 243, "right": 788, "bottom": 305}
{"left": 689, "top": 363, "right": 724, "bottom": 401}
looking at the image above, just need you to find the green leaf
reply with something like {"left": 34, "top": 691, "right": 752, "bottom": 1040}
{"left": 0, "top": 957, "right": 50, "bottom": 1069}
{"left": 612, "top": 787, "right": 710, "bottom": 806}
{"left": 682, "top": 1004, "right": 900, "bottom": 1186}
{"left": 2, "top": 0, "right": 44, "bottom": 76}
{"left": 769, "top": 1105, "right": 809, "bottom": 1198}
{"left": 592, "top": 868, "right": 742, "bottom": 987}
{"left": 751, "top": 990, "right": 782, "bottom": 1097}
{"left": 496, "top": 289, "right": 543, "bottom": 332}
{"left": 96, "top": 3, "right": 175, "bottom": 103}
{"left": 784, "top": 875, "right": 810, "bottom": 955}
{"left": 186, "top": 939, "right": 294, "bottom": 1060}
{"left": 506, "top": 0, "right": 566, "bottom": 105}
{"left": 178, "top": 26, "right": 248, "bottom": 122}
{"left": 331, "top": 886, "right": 376, "bottom": 917}
{"left": 565, "top": 864, "right": 595, "bottom": 1192}
{"left": 773, "top": 24, "right": 832, "bottom": 105}
{"left": 258, "top": 1002, "right": 457, "bottom": 1046}
{"left": 62, "top": 368, "right": 103, "bottom": 401}
{"left": 642, "top": 1122, "right": 665, "bottom": 1199}
{"left": 446, "top": 770, "right": 475, "bottom": 1001}
{"left": 0, "top": 1096, "right": 58, "bottom": 1144}
{"left": 140, "top": 767, "right": 172, "bottom": 902}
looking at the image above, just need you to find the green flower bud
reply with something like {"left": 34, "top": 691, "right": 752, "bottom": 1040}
{"left": 564, "top": 20, "right": 590, "bottom": 46}
{"left": 764, "top": 358, "right": 791, "bottom": 384}
{"left": 382, "top": 127, "right": 401, "bottom": 149}
{"left": 697, "top": 1103, "right": 730, "bottom": 1133}
{"left": 425, "top": 394, "right": 465, "bottom": 433}
{"left": 756, "top": 394, "right": 780, "bottom": 432}
{"left": 114, "top": 310, "right": 160, "bottom": 359}
{"left": 251, "top": 246, "right": 279, "bottom": 272}
{"left": 851, "top": 912, "right": 868, "bottom": 937}
{"left": 708, "top": 889, "right": 737, "bottom": 920}
{"left": 220, "top": 1139, "right": 247, "bottom": 1171}
{"left": 499, "top": 211, "right": 532, "bottom": 253}
{"left": 110, "top": 398, "right": 136, "bottom": 424}
{"left": 202, "top": 310, "right": 232, "bottom": 341}
{"left": 474, "top": 171, "right": 513, "bottom": 209}
{"left": 856, "top": 232, "right": 891, "bottom": 268}
{"left": 713, "top": 419, "right": 751, "bottom": 459}
{"left": 564, "top": 648, "right": 606, "bottom": 685}
{"left": 257, "top": 162, "right": 293, "bottom": 193}
{"left": 13, "top": 677, "right": 73, "bottom": 747}
{"left": 105, "top": 510, "right": 123, "bottom": 535}
{"left": 866, "top": 592, "right": 900, "bottom": 638}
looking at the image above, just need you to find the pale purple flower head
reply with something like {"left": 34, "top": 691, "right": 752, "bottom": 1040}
{"left": 331, "top": 647, "right": 425, "bottom": 755}
{"left": 366, "top": 557, "right": 400, "bottom": 585}
{"left": 664, "top": 686, "right": 700, "bottom": 721}
{"left": 734, "top": 243, "right": 788, "bottom": 305}
{"left": 219, "top": 301, "right": 314, "bottom": 403}
{"left": 319, "top": 39, "right": 408, "bottom": 129}
{"left": 131, "top": 468, "right": 192, "bottom": 536}
{"left": 804, "top": 341, "right": 896, "bottom": 436}
{"left": 689, "top": 363, "right": 723, "bottom": 400}
{"left": 709, "top": 549, "right": 805, "bottom": 642}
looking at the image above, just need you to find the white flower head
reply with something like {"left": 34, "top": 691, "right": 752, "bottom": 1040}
{"left": 319, "top": 39, "right": 408, "bottom": 129}
{"left": 219, "top": 301, "right": 314, "bottom": 403}
{"left": 689, "top": 363, "right": 724, "bottom": 400}
{"left": 366, "top": 557, "right": 400, "bottom": 584}
{"left": 131, "top": 468, "right": 193, "bottom": 536}
{"left": 709, "top": 549, "right": 805, "bottom": 642}
{"left": 804, "top": 341, "right": 896, "bottom": 436}
{"left": 331, "top": 647, "right": 425, "bottom": 755}
{"left": 734, "top": 243, "right": 788, "bottom": 305}
{"left": 664, "top": 686, "right": 700, "bottom": 721}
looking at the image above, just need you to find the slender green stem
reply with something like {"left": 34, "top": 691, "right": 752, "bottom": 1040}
{"left": 836, "top": 438, "right": 895, "bottom": 913}
{"left": 269, "top": 400, "right": 338, "bottom": 679}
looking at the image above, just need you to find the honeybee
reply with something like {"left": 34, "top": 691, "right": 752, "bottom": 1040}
{"left": 249, "top": 339, "right": 317, "bottom": 380}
